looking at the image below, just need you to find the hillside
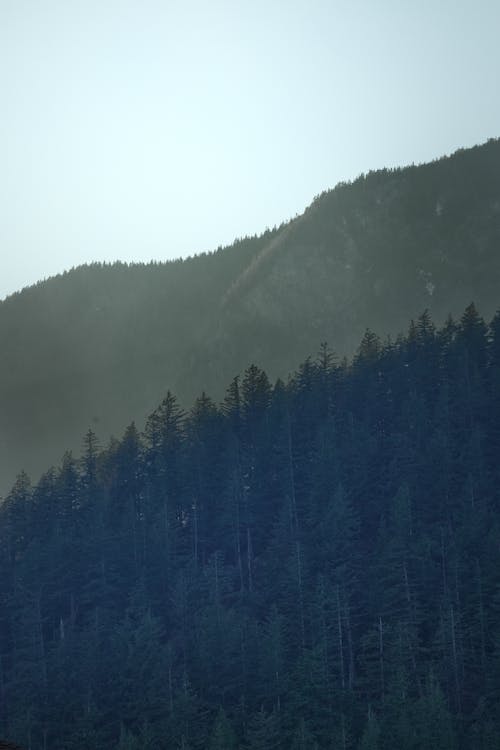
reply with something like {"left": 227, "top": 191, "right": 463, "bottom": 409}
{"left": 1, "top": 305, "right": 499, "bottom": 749}
{"left": 1, "top": 138, "right": 500, "bottom": 495}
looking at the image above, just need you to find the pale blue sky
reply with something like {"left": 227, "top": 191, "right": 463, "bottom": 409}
{"left": 1, "top": 0, "right": 499, "bottom": 300}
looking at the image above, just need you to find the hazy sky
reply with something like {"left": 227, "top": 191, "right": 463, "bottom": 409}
{"left": 1, "top": 0, "right": 499, "bottom": 300}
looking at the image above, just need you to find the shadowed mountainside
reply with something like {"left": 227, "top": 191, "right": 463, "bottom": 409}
{"left": 1, "top": 138, "right": 499, "bottom": 495}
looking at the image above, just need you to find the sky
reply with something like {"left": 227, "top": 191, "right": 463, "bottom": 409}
{"left": 1, "top": 0, "right": 499, "bottom": 300}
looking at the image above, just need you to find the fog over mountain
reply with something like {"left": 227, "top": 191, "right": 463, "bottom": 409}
{"left": 1, "top": 138, "right": 499, "bottom": 497}
{"left": 3, "top": 1, "right": 499, "bottom": 303}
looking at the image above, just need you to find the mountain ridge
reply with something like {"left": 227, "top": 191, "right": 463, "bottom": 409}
{"left": 1, "top": 137, "right": 499, "bottom": 496}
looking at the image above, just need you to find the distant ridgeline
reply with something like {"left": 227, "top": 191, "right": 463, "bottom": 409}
{"left": 0, "top": 138, "right": 499, "bottom": 494}
{"left": 0, "top": 304, "right": 500, "bottom": 749}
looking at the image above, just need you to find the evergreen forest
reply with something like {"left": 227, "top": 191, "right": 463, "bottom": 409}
{"left": 1, "top": 303, "right": 500, "bottom": 749}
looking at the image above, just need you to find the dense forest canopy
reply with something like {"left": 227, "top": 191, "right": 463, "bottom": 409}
{"left": 1, "top": 303, "right": 500, "bottom": 749}
{"left": 1, "top": 138, "right": 499, "bottom": 496}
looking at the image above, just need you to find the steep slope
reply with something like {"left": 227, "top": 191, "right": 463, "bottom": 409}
{"left": 190, "top": 139, "right": 500, "bottom": 394}
{"left": 1, "top": 138, "right": 499, "bottom": 495}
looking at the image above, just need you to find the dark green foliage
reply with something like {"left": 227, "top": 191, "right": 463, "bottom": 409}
{"left": 245, "top": 707, "right": 281, "bottom": 750}
{"left": 1, "top": 306, "right": 500, "bottom": 748}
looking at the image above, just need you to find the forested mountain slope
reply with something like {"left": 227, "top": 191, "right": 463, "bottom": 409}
{"left": 1, "top": 305, "right": 499, "bottom": 749}
{"left": 1, "top": 138, "right": 499, "bottom": 495}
